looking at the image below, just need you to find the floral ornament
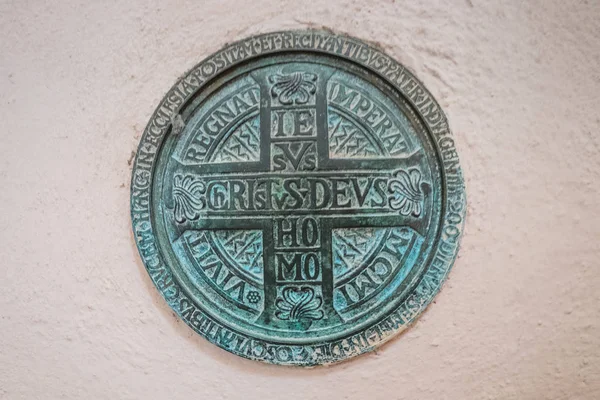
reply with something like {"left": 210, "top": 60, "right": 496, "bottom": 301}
{"left": 172, "top": 174, "right": 206, "bottom": 223}
{"left": 388, "top": 168, "right": 424, "bottom": 217}
{"left": 268, "top": 72, "right": 317, "bottom": 105}
{"left": 246, "top": 291, "right": 261, "bottom": 304}
{"left": 275, "top": 286, "right": 324, "bottom": 321}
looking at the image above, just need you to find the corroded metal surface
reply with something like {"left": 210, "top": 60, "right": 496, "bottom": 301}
{"left": 131, "top": 30, "right": 465, "bottom": 366}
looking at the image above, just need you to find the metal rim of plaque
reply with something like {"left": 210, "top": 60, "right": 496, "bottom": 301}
{"left": 131, "top": 30, "right": 466, "bottom": 366}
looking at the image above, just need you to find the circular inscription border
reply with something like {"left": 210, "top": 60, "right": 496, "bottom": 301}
{"left": 130, "top": 30, "right": 466, "bottom": 366}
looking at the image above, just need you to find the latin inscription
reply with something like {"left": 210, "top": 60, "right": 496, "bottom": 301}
{"left": 131, "top": 30, "right": 465, "bottom": 365}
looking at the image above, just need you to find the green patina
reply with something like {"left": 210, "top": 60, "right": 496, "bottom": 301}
{"left": 131, "top": 30, "right": 465, "bottom": 366}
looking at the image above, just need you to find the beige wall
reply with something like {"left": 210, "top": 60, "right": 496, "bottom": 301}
{"left": 1, "top": 1, "right": 599, "bottom": 399}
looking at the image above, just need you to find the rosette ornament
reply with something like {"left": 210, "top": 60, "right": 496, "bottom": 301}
{"left": 172, "top": 174, "right": 206, "bottom": 223}
{"left": 268, "top": 72, "right": 317, "bottom": 105}
{"left": 275, "top": 286, "right": 324, "bottom": 321}
{"left": 388, "top": 169, "right": 424, "bottom": 217}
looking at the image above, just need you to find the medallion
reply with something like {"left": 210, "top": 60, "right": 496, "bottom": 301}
{"left": 131, "top": 30, "right": 465, "bottom": 365}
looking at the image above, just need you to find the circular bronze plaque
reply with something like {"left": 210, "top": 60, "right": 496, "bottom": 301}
{"left": 131, "top": 30, "right": 465, "bottom": 366}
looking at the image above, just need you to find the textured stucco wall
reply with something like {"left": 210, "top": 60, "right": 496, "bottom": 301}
{"left": 1, "top": 1, "right": 599, "bottom": 399}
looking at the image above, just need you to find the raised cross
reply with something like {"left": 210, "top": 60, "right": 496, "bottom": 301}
{"left": 172, "top": 67, "right": 429, "bottom": 329}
